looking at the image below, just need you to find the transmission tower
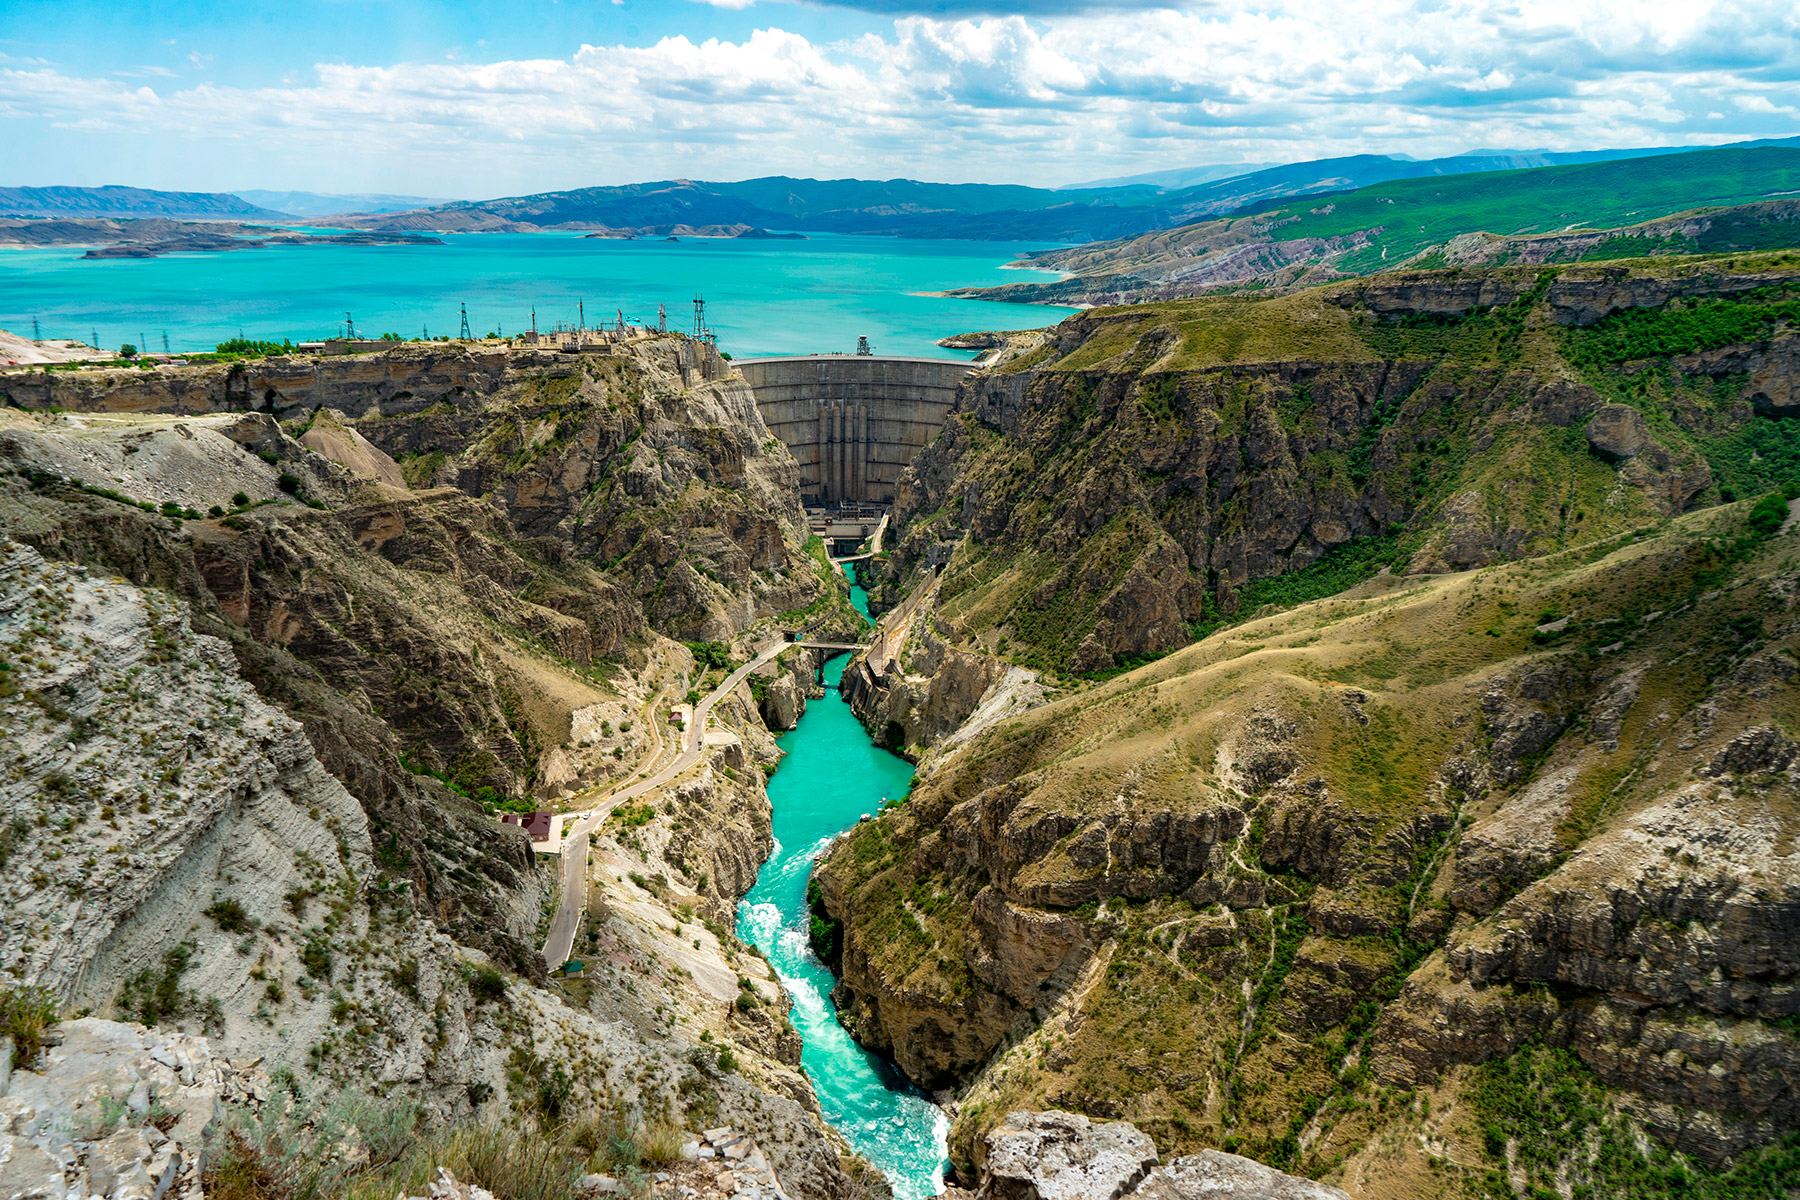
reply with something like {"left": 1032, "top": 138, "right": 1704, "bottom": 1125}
{"left": 692, "top": 295, "right": 705, "bottom": 339}
{"left": 657, "top": 303, "right": 667, "bottom": 333}
{"left": 855, "top": 336, "right": 873, "bottom": 356}
{"left": 162, "top": 331, "right": 170, "bottom": 354}
{"left": 90, "top": 329, "right": 98, "bottom": 350}
{"left": 31, "top": 317, "right": 40, "bottom": 344}
{"left": 579, "top": 300, "right": 585, "bottom": 332}
{"left": 344, "top": 313, "right": 356, "bottom": 340}
{"left": 459, "top": 304, "right": 472, "bottom": 340}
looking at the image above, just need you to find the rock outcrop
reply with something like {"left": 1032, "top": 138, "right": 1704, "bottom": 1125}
{"left": 0, "top": 1018, "right": 266, "bottom": 1200}
{"left": 971, "top": 1112, "right": 1347, "bottom": 1200}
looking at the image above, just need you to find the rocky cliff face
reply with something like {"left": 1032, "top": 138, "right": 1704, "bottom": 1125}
{"left": 816, "top": 498, "right": 1800, "bottom": 1196}
{"left": 875, "top": 259, "right": 1797, "bottom": 677}
{"left": 0, "top": 342, "right": 882, "bottom": 1198}
{"left": 841, "top": 620, "right": 1014, "bottom": 757}
{"left": 2, "top": 339, "right": 825, "bottom": 644}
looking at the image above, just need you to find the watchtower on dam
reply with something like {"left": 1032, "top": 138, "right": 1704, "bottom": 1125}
{"left": 736, "top": 355, "right": 974, "bottom": 505}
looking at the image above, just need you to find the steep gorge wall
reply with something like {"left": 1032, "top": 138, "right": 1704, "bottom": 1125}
{"left": 876, "top": 262, "right": 1799, "bottom": 675}
{"left": 817, "top": 509, "right": 1800, "bottom": 1185}
{"left": 0, "top": 370, "right": 883, "bottom": 1197}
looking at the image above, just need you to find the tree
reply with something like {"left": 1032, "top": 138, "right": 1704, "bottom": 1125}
{"left": 119, "top": 343, "right": 137, "bottom": 359}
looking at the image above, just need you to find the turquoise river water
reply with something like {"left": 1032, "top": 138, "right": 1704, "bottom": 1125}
{"left": 0, "top": 231, "right": 1076, "bottom": 360}
{"left": 736, "top": 566, "right": 946, "bottom": 1198}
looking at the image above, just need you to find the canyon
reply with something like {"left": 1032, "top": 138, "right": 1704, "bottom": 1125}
{"left": 4, "top": 249, "right": 1799, "bottom": 1200}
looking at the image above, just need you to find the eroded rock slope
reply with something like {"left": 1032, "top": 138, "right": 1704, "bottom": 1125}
{"left": 819, "top": 497, "right": 1800, "bottom": 1198}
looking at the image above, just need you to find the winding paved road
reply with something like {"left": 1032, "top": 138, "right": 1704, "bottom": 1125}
{"left": 540, "top": 639, "right": 791, "bottom": 969}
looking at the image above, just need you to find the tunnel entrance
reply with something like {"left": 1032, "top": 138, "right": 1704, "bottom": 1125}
{"left": 736, "top": 355, "right": 975, "bottom": 505}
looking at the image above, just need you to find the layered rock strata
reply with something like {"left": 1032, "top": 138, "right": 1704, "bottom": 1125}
{"left": 817, "top": 500, "right": 1800, "bottom": 1188}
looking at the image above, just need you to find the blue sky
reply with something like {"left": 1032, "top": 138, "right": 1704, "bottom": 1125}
{"left": 3, "top": 0, "right": 1798, "bottom": 196}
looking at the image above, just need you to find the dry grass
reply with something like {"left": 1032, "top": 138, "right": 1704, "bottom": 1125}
{"left": 206, "top": 1086, "right": 688, "bottom": 1200}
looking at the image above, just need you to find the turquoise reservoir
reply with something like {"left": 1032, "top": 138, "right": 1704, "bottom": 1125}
{"left": 0, "top": 231, "right": 1075, "bottom": 360}
{"left": 736, "top": 651, "right": 942, "bottom": 1198}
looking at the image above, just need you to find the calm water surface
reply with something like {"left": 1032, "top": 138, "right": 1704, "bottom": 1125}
{"left": 0, "top": 231, "right": 1075, "bottom": 359}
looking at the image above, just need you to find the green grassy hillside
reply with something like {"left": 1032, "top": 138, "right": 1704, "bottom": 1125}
{"left": 957, "top": 146, "right": 1800, "bottom": 305}
{"left": 1247, "top": 145, "right": 1800, "bottom": 272}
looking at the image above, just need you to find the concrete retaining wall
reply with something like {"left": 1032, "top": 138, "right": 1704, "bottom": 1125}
{"left": 737, "top": 355, "right": 973, "bottom": 504}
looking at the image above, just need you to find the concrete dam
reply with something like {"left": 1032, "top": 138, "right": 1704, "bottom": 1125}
{"left": 737, "top": 355, "right": 974, "bottom": 505}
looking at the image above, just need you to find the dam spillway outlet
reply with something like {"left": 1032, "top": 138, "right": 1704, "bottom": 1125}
{"left": 737, "top": 356, "right": 973, "bottom": 505}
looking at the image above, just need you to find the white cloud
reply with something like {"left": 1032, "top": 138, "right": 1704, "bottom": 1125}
{"left": 4, "top": 1, "right": 1798, "bottom": 193}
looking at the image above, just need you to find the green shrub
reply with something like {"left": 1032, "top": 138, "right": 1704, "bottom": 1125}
{"left": 118, "top": 944, "right": 194, "bottom": 1026}
{"left": 1748, "top": 490, "right": 1791, "bottom": 539}
{"left": 683, "top": 640, "right": 732, "bottom": 670}
{"left": 204, "top": 897, "right": 252, "bottom": 933}
{"left": 0, "top": 984, "right": 58, "bottom": 1067}
{"left": 277, "top": 473, "right": 300, "bottom": 495}
{"left": 300, "top": 936, "right": 332, "bottom": 980}
{"left": 469, "top": 967, "right": 507, "bottom": 1003}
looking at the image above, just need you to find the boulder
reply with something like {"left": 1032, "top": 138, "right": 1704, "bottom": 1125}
{"left": 0, "top": 1133, "right": 66, "bottom": 1200}
{"left": 760, "top": 674, "right": 802, "bottom": 731}
{"left": 1140, "top": 1152, "right": 1350, "bottom": 1200}
{"left": 979, "top": 1111, "right": 1158, "bottom": 1200}
{"left": 1586, "top": 404, "right": 1651, "bottom": 462}
{"left": 1749, "top": 333, "right": 1800, "bottom": 417}
{"left": 972, "top": 1113, "right": 1350, "bottom": 1200}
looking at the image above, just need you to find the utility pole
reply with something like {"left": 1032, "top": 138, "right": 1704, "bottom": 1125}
{"left": 459, "top": 304, "right": 472, "bottom": 340}
{"left": 530, "top": 306, "right": 537, "bottom": 336}
{"left": 579, "top": 300, "right": 585, "bottom": 332}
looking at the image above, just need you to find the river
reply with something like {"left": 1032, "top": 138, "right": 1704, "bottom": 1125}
{"left": 735, "top": 565, "right": 948, "bottom": 1199}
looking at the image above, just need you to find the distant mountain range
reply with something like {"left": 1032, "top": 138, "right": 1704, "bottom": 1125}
{"left": 0, "top": 185, "right": 280, "bottom": 220}
{"left": 232, "top": 190, "right": 450, "bottom": 216}
{"left": 331, "top": 136, "right": 1800, "bottom": 243}
{"left": 7, "top": 136, "right": 1797, "bottom": 246}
